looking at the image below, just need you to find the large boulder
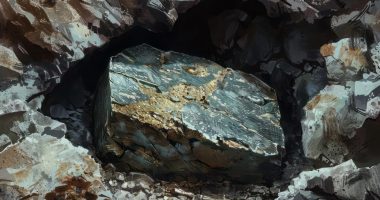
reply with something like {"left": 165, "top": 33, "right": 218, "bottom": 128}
{"left": 94, "top": 44, "right": 285, "bottom": 183}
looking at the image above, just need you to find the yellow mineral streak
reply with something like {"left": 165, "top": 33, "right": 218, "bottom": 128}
{"left": 112, "top": 69, "right": 229, "bottom": 131}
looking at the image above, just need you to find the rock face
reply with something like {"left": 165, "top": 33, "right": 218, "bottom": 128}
{"left": 0, "top": 0, "right": 199, "bottom": 104}
{"left": 94, "top": 44, "right": 285, "bottom": 182}
{"left": 277, "top": 160, "right": 380, "bottom": 200}
{"left": 0, "top": 0, "right": 186, "bottom": 63}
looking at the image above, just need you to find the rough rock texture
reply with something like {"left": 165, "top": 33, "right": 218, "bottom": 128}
{"left": 320, "top": 38, "right": 369, "bottom": 83}
{"left": 302, "top": 85, "right": 357, "bottom": 164}
{"left": 103, "top": 167, "right": 281, "bottom": 200}
{"left": 301, "top": 36, "right": 380, "bottom": 164}
{"left": 277, "top": 160, "right": 380, "bottom": 200}
{"left": 0, "top": 133, "right": 111, "bottom": 199}
{"left": 94, "top": 44, "right": 285, "bottom": 183}
{"left": 259, "top": 0, "right": 370, "bottom": 23}
{"left": 301, "top": 74, "right": 380, "bottom": 164}
{"left": 0, "top": 100, "right": 111, "bottom": 199}
{"left": 0, "top": 0, "right": 189, "bottom": 63}
{"left": 0, "top": 0, "right": 200, "bottom": 103}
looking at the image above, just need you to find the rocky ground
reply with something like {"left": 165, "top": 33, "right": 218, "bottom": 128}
{"left": 1, "top": 0, "right": 380, "bottom": 199}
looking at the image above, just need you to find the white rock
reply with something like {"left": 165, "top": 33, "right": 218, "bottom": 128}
{"left": 302, "top": 74, "right": 380, "bottom": 163}
{"left": 122, "top": 181, "right": 136, "bottom": 189}
{"left": 109, "top": 179, "right": 118, "bottom": 187}
{"left": 320, "top": 38, "right": 368, "bottom": 83}
{"left": 115, "top": 172, "right": 125, "bottom": 181}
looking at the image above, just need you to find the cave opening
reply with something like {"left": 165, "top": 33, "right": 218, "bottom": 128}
{"left": 1, "top": 0, "right": 380, "bottom": 199}
{"left": 40, "top": 0, "right": 338, "bottom": 184}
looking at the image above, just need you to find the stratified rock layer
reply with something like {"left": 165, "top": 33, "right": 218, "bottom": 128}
{"left": 94, "top": 44, "right": 285, "bottom": 183}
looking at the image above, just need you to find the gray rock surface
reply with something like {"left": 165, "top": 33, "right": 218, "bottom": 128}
{"left": 277, "top": 160, "right": 380, "bottom": 200}
{"left": 0, "top": 0, "right": 199, "bottom": 108}
{"left": 94, "top": 44, "right": 285, "bottom": 182}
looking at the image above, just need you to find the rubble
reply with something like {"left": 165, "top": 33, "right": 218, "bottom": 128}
{"left": 94, "top": 44, "right": 285, "bottom": 183}
{"left": 0, "top": 104, "right": 111, "bottom": 199}
{"left": 104, "top": 169, "right": 281, "bottom": 200}
{"left": 0, "top": 132, "right": 113, "bottom": 199}
{"left": 277, "top": 159, "right": 380, "bottom": 200}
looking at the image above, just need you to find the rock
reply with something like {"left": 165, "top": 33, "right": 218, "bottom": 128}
{"left": 283, "top": 22, "right": 331, "bottom": 65}
{"left": 49, "top": 104, "right": 70, "bottom": 119}
{"left": 0, "top": 132, "right": 112, "bottom": 199}
{"left": 276, "top": 60, "right": 302, "bottom": 77}
{"left": 125, "top": 172, "right": 155, "bottom": 189}
{"left": 94, "top": 44, "right": 285, "bottom": 183}
{"left": 356, "top": 1, "right": 380, "bottom": 43}
{"left": 0, "top": 0, "right": 182, "bottom": 63}
{"left": 0, "top": 97, "right": 115, "bottom": 198}
{"left": 109, "top": 180, "right": 118, "bottom": 187}
{"left": 293, "top": 67, "right": 328, "bottom": 108}
{"left": 331, "top": 11, "right": 366, "bottom": 39}
{"left": 277, "top": 160, "right": 380, "bottom": 200}
{"left": 116, "top": 172, "right": 126, "bottom": 181}
{"left": 0, "top": 99, "right": 67, "bottom": 151}
{"left": 301, "top": 74, "right": 380, "bottom": 164}
{"left": 135, "top": 190, "right": 148, "bottom": 200}
{"left": 371, "top": 42, "right": 380, "bottom": 75}
{"left": 174, "top": 0, "right": 201, "bottom": 13}
{"left": 258, "top": 0, "right": 370, "bottom": 24}
{"left": 0, "top": 45, "right": 22, "bottom": 89}
{"left": 353, "top": 73, "right": 380, "bottom": 118}
{"left": 302, "top": 85, "right": 353, "bottom": 163}
{"left": 0, "top": 135, "right": 11, "bottom": 152}
{"left": 320, "top": 38, "right": 369, "bottom": 83}
{"left": 114, "top": 190, "right": 135, "bottom": 200}
{"left": 0, "top": 0, "right": 199, "bottom": 110}
{"left": 349, "top": 116, "right": 380, "bottom": 167}
{"left": 235, "top": 16, "right": 280, "bottom": 67}
{"left": 208, "top": 9, "right": 247, "bottom": 52}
